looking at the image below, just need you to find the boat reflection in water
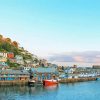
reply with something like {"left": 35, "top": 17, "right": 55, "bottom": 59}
{"left": 44, "top": 84, "right": 58, "bottom": 90}
{"left": 1, "top": 81, "right": 100, "bottom": 100}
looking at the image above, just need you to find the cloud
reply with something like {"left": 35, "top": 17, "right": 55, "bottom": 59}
{"left": 73, "top": 56, "right": 84, "bottom": 62}
{"left": 48, "top": 51, "right": 100, "bottom": 63}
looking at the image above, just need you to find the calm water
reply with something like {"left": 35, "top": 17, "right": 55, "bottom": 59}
{"left": 0, "top": 80, "right": 100, "bottom": 100}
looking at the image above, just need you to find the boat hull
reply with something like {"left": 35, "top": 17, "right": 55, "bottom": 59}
{"left": 43, "top": 80, "right": 58, "bottom": 86}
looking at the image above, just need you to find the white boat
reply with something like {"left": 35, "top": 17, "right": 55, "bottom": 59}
{"left": 28, "top": 79, "right": 36, "bottom": 86}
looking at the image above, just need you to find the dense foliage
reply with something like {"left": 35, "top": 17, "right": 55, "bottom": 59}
{"left": 0, "top": 35, "right": 19, "bottom": 55}
{"left": 0, "top": 34, "right": 33, "bottom": 59}
{"left": 7, "top": 59, "right": 20, "bottom": 68}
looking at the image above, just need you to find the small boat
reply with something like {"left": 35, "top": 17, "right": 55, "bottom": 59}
{"left": 43, "top": 79, "right": 58, "bottom": 86}
{"left": 28, "top": 79, "right": 36, "bottom": 86}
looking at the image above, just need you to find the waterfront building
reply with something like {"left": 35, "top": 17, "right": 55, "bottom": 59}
{"left": 59, "top": 73, "right": 68, "bottom": 79}
{"left": 92, "top": 65, "right": 100, "bottom": 69}
{"left": 31, "top": 67, "right": 58, "bottom": 81}
{"left": 0, "top": 69, "right": 30, "bottom": 81}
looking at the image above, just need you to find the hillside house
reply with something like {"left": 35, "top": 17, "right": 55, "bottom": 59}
{"left": 7, "top": 52, "right": 14, "bottom": 59}
{"left": 0, "top": 62, "right": 9, "bottom": 70}
{"left": 15, "top": 55, "right": 24, "bottom": 65}
{"left": 0, "top": 52, "right": 7, "bottom": 58}
{"left": 0, "top": 56, "right": 7, "bottom": 62}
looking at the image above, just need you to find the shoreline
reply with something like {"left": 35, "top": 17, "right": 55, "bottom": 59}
{"left": 0, "top": 77, "right": 97, "bottom": 86}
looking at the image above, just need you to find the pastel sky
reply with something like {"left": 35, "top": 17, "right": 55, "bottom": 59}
{"left": 0, "top": 0, "right": 100, "bottom": 65}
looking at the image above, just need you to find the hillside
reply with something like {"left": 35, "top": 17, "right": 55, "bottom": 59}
{"left": 0, "top": 34, "right": 40, "bottom": 67}
{"left": 0, "top": 35, "right": 19, "bottom": 54}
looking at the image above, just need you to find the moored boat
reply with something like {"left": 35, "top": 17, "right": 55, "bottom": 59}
{"left": 43, "top": 79, "right": 58, "bottom": 86}
{"left": 28, "top": 79, "right": 36, "bottom": 86}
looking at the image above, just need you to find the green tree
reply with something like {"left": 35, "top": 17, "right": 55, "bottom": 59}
{"left": 12, "top": 41, "right": 18, "bottom": 48}
{"left": 5, "top": 38, "right": 12, "bottom": 43}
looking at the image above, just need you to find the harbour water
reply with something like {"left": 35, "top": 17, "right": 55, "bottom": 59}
{"left": 0, "top": 80, "right": 100, "bottom": 100}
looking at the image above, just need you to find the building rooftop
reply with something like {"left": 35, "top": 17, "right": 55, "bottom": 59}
{"left": 0, "top": 69, "right": 30, "bottom": 75}
{"left": 31, "top": 67, "right": 58, "bottom": 73}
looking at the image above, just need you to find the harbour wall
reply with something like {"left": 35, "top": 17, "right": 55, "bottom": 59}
{"left": 0, "top": 80, "right": 28, "bottom": 86}
{"left": 59, "top": 77, "right": 97, "bottom": 83}
{"left": 0, "top": 77, "right": 97, "bottom": 86}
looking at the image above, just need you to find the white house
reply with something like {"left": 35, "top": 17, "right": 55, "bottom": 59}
{"left": 0, "top": 52, "right": 7, "bottom": 58}
{"left": 0, "top": 56, "right": 7, "bottom": 62}
{"left": 25, "top": 59, "right": 32, "bottom": 64}
{"left": 65, "top": 68, "right": 75, "bottom": 74}
{"left": 15, "top": 55, "right": 24, "bottom": 65}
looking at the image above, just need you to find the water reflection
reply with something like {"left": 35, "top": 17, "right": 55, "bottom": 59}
{"left": 0, "top": 81, "right": 100, "bottom": 100}
{"left": 43, "top": 85, "right": 58, "bottom": 90}
{"left": 28, "top": 85, "right": 58, "bottom": 95}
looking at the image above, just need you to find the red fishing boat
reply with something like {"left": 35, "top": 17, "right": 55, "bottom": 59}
{"left": 43, "top": 79, "right": 58, "bottom": 86}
